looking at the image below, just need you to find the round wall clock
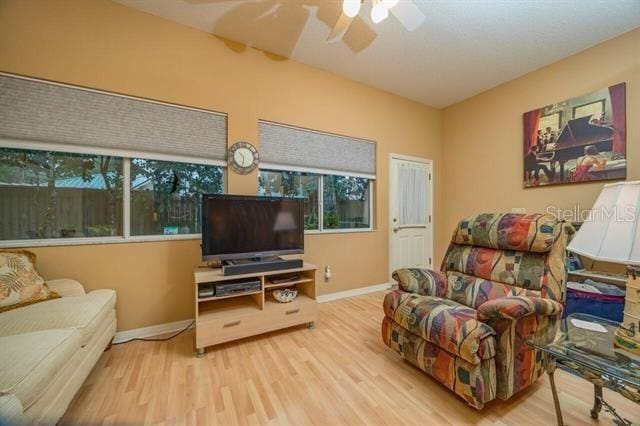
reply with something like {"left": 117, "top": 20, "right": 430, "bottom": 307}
{"left": 228, "top": 141, "right": 259, "bottom": 175}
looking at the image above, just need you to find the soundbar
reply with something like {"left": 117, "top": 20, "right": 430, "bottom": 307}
{"left": 222, "top": 258, "right": 304, "bottom": 276}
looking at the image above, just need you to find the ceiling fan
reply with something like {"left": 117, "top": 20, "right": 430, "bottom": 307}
{"left": 328, "top": 0, "right": 426, "bottom": 42}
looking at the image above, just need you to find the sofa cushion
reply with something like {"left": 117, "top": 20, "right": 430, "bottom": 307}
{"left": 452, "top": 213, "right": 559, "bottom": 253}
{"left": 0, "top": 289, "right": 116, "bottom": 345}
{"left": 0, "top": 329, "right": 81, "bottom": 410}
{"left": 383, "top": 290, "right": 496, "bottom": 364}
{"left": 0, "top": 250, "right": 59, "bottom": 312}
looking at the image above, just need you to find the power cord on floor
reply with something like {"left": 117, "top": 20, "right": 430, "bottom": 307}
{"left": 113, "top": 320, "right": 195, "bottom": 345}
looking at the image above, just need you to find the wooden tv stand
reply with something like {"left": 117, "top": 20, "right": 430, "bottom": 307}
{"left": 193, "top": 262, "right": 317, "bottom": 356}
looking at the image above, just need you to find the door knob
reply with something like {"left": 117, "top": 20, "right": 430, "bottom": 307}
{"left": 393, "top": 227, "right": 399, "bottom": 233}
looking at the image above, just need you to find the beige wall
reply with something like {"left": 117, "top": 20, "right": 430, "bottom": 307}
{"left": 441, "top": 29, "right": 640, "bottom": 254}
{"left": 0, "top": 0, "right": 443, "bottom": 331}
{"left": 2, "top": 1, "right": 637, "bottom": 332}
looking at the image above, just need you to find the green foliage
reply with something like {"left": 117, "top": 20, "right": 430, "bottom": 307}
{"left": 304, "top": 211, "right": 319, "bottom": 230}
{"left": 87, "top": 224, "right": 116, "bottom": 237}
{"left": 259, "top": 170, "right": 370, "bottom": 230}
{"left": 323, "top": 211, "right": 340, "bottom": 229}
{"left": 130, "top": 159, "right": 224, "bottom": 235}
{"left": 259, "top": 170, "right": 320, "bottom": 230}
{"left": 0, "top": 149, "right": 224, "bottom": 239}
{"left": 0, "top": 148, "right": 87, "bottom": 183}
{"left": 324, "top": 175, "right": 369, "bottom": 202}
{"left": 323, "top": 175, "right": 370, "bottom": 229}
{"left": 0, "top": 148, "right": 123, "bottom": 238}
{"left": 131, "top": 159, "right": 224, "bottom": 197}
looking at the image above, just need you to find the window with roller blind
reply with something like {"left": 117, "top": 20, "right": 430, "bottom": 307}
{"left": 257, "top": 120, "right": 375, "bottom": 233}
{"left": 0, "top": 73, "right": 227, "bottom": 246}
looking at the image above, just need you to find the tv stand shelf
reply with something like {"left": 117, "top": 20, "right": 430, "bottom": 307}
{"left": 196, "top": 289, "right": 262, "bottom": 303}
{"left": 193, "top": 262, "right": 317, "bottom": 356}
{"left": 264, "top": 277, "right": 313, "bottom": 289}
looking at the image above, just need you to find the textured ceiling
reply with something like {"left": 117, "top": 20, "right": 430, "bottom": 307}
{"left": 113, "top": 0, "right": 640, "bottom": 108}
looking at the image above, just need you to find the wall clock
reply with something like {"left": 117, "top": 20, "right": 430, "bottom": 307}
{"left": 228, "top": 141, "right": 259, "bottom": 175}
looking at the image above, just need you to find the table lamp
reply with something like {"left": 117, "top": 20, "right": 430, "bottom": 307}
{"left": 567, "top": 181, "right": 640, "bottom": 356}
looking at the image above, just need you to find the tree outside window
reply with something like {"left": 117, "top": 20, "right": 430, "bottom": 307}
{"left": 130, "top": 159, "right": 224, "bottom": 236}
{"left": 323, "top": 175, "right": 370, "bottom": 229}
{"left": 0, "top": 148, "right": 122, "bottom": 240}
{"left": 258, "top": 170, "right": 371, "bottom": 231}
{"left": 258, "top": 170, "right": 319, "bottom": 230}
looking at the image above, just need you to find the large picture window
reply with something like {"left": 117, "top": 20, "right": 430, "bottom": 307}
{"left": 0, "top": 148, "right": 123, "bottom": 240}
{"left": 131, "top": 159, "right": 224, "bottom": 236}
{"left": 323, "top": 175, "right": 371, "bottom": 229}
{"left": 258, "top": 169, "right": 372, "bottom": 232}
{"left": 258, "top": 170, "right": 320, "bottom": 230}
{"left": 0, "top": 148, "right": 224, "bottom": 244}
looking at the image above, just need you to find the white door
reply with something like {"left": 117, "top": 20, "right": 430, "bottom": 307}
{"left": 389, "top": 155, "right": 433, "bottom": 278}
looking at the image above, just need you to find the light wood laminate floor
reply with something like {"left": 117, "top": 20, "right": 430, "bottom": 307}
{"left": 62, "top": 292, "right": 640, "bottom": 425}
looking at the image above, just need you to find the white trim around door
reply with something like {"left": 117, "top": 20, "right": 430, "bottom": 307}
{"left": 388, "top": 154, "right": 434, "bottom": 280}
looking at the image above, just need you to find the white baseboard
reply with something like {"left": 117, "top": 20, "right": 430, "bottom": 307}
{"left": 317, "top": 282, "right": 392, "bottom": 303}
{"left": 113, "top": 318, "right": 194, "bottom": 344}
{"left": 113, "top": 283, "right": 391, "bottom": 343}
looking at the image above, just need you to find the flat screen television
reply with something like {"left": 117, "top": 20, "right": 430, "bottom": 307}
{"left": 201, "top": 194, "right": 304, "bottom": 261}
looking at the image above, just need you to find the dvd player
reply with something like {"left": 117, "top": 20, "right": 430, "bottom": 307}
{"left": 214, "top": 280, "right": 261, "bottom": 297}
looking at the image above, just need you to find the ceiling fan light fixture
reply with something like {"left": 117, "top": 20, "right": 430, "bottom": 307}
{"left": 342, "top": 0, "right": 361, "bottom": 18}
{"left": 380, "top": 0, "right": 400, "bottom": 9}
{"left": 371, "top": 1, "right": 389, "bottom": 24}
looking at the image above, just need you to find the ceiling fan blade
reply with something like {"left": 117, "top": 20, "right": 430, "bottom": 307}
{"left": 327, "top": 13, "right": 354, "bottom": 43}
{"left": 342, "top": 18, "right": 377, "bottom": 53}
{"left": 390, "top": 0, "right": 425, "bottom": 32}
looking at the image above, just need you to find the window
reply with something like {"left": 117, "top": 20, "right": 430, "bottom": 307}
{"left": 131, "top": 159, "right": 224, "bottom": 235}
{"left": 258, "top": 170, "right": 320, "bottom": 230}
{"left": 0, "top": 148, "right": 225, "bottom": 244}
{"left": 0, "top": 148, "right": 123, "bottom": 240}
{"left": 258, "top": 169, "right": 372, "bottom": 232}
{"left": 323, "top": 175, "right": 371, "bottom": 229}
{"left": 573, "top": 100, "right": 605, "bottom": 121}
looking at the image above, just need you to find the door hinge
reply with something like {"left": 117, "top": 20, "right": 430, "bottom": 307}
{"left": 429, "top": 257, "right": 432, "bottom": 266}
{"left": 429, "top": 215, "right": 431, "bottom": 223}
{"left": 429, "top": 173, "right": 431, "bottom": 180}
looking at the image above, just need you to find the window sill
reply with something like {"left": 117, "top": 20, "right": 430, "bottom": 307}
{"left": 0, "top": 234, "right": 201, "bottom": 248}
{"left": 305, "top": 228, "right": 375, "bottom": 235}
{"left": 0, "top": 229, "right": 378, "bottom": 248}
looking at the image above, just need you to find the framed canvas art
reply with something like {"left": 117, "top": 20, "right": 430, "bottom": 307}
{"left": 523, "top": 83, "right": 626, "bottom": 188}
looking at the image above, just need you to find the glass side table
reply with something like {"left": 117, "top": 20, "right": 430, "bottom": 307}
{"left": 529, "top": 313, "right": 640, "bottom": 426}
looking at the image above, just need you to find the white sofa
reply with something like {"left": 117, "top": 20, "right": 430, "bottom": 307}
{"left": 0, "top": 279, "right": 116, "bottom": 425}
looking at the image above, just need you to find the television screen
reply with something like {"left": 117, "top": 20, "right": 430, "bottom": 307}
{"left": 202, "top": 194, "right": 304, "bottom": 260}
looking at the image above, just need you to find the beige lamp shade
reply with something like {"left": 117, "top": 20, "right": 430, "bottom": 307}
{"left": 567, "top": 181, "right": 640, "bottom": 265}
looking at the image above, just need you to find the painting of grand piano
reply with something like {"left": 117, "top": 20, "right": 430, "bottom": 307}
{"left": 523, "top": 83, "right": 626, "bottom": 188}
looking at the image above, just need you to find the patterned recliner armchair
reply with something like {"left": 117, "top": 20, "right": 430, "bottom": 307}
{"left": 382, "top": 213, "right": 574, "bottom": 409}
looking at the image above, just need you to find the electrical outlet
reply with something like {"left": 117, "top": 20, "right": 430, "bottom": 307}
{"left": 324, "top": 265, "right": 332, "bottom": 282}
{"left": 511, "top": 208, "right": 526, "bottom": 214}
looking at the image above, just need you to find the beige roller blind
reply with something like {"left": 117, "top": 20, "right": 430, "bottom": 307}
{"left": 0, "top": 73, "right": 227, "bottom": 163}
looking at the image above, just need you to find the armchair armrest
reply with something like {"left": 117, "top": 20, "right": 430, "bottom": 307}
{"left": 477, "top": 296, "right": 563, "bottom": 322}
{"left": 46, "top": 278, "right": 86, "bottom": 297}
{"left": 392, "top": 268, "right": 448, "bottom": 297}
